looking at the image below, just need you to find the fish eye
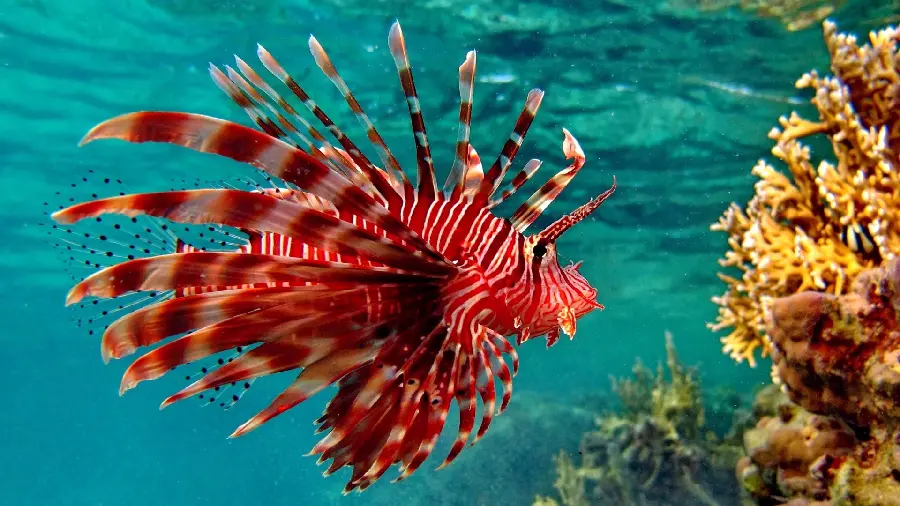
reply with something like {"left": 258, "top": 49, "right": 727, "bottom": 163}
{"left": 532, "top": 242, "right": 548, "bottom": 259}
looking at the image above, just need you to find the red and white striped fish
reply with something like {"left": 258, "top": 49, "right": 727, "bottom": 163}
{"left": 50, "top": 21, "right": 616, "bottom": 492}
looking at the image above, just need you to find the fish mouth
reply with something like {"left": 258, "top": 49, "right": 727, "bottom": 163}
{"left": 565, "top": 278, "right": 603, "bottom": 316}
{"left": 578, "top": 295, "right": 604, "bottom": 313}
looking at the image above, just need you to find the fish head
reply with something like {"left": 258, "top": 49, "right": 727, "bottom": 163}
{"left": 517, "top": 178, "right": 616, "bottom": 346}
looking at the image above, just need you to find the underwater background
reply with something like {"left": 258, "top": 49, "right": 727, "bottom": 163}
{"left": 4, "top": 0, "right": 900, "bottom": 505}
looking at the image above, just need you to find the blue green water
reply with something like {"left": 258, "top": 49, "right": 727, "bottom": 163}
{"left": 2, "top": 1, "right": 896, "bottom": 505}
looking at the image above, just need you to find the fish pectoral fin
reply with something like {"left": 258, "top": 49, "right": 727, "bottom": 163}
{"left": 515, "top": 326, "right": 531, "bottom": 346}
{"left": 557, "top": 306, "right": 576, "bottom": 339}
{"left": 545, "top": 327, "right": 561, "bottom": 349}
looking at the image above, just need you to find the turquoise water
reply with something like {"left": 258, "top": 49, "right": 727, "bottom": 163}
{"left": 2, "top": 1, "right": 896, "bottom": 505}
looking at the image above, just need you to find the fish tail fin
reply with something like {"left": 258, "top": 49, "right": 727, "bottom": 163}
{"left": 52, "top": 188, "right": 451, "bottom": 275}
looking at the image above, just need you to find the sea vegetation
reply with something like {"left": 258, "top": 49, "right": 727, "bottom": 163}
{"left": 533, "top": 333, "right": 746, "bottom": 506}
{"left": 709, "top": 20, "right": 900, "bottom": 367}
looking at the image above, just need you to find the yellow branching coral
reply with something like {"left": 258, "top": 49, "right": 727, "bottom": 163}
{"left": 711, "top": 20, "right": 900, "bottom": 367}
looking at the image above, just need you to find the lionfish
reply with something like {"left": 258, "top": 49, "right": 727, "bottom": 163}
{"left": 47, "top": 21, "right": 616, "bottom": 492}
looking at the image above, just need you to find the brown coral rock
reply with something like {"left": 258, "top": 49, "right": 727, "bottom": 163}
{"left": 744, "top": 261, "right": 900, "bottom": 505}
{"left": 766, "top": 257, "right": 900, "bottom": 428}
{"left": 739, "top": 385, "right": 855, "bottom": 503}
{"left": 747, "top": 412, "right": 855, "bottom": 498}
{"left": 778, "top": 499, "right": 832, "bottom": 506}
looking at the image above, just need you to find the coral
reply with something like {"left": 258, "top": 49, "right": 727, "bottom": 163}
{"left": 738, "top": 387, "right": 900, "bottom": 506}
{"left": 684, "top": 0, "right": 845, "bottom": 31}
{"left": 738, "top": 385, "right": 857, "bottom": 503}
{"left": 737, "top": 259, "right": 900, "bottom": 505}
{"left": 710, "top": 20, "right": 900, "bottom": 367}
{"left": 711, "top": 20, "right": 900, "bottom": 503}
{"left": 534, "top": 333, "right": 744, "bottom": 506}
{"left": 766, "top": 257, "right": 900, "bottom": 428}
{"left": 828, "top": 433, "right": 900, "bottom": 506}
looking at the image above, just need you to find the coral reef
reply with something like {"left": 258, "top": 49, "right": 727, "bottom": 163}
{"left": 710, "top": 17, "right": 900, "bottom": 505}
{"left": 736, "top": 258, "right": 900, "bottom": 505}
{"left": 709, "top": 20, "right": 900, "bottom": 367}
{"left": 738, "top": 384, "right": 900, "bottom": 505}
{"left": 534, "top": 333, "right": 745, "bottom": 506}
{"left": 686, "top": 0, "right": 845, "bottom": 31}
{"left": 767, "top": 257, "right": 900, "bottom": 428}
{"left": 737, "top": 385, "right": 858, "bottom": 504}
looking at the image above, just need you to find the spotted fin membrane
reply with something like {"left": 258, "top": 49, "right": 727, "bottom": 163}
{"left": 40, "top": 169, "right": 300, "bottom": 410}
